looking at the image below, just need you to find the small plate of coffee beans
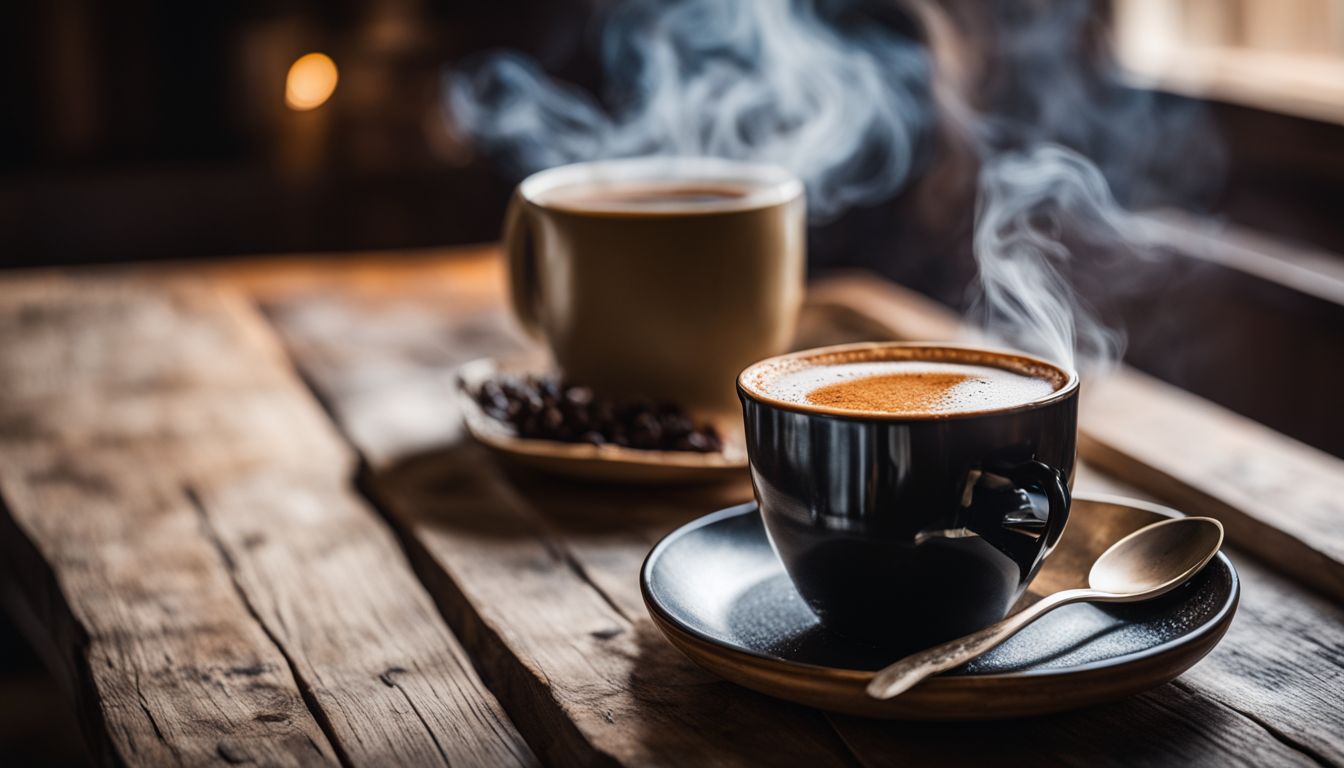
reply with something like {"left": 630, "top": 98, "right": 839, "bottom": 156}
{"left": 456, "top": 358, "right": 748, "bottom": 483}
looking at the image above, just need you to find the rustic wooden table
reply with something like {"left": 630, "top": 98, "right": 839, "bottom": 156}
{"left": 1, "top": 246, "right": 1340, "bottom": 767}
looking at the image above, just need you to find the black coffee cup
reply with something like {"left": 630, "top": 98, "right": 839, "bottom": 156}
{"left": 738, "top": 342, "right": 1078, "bottom": 651}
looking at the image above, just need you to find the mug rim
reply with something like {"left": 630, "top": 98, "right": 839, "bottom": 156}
{"left": 517, "top": 156, "right": 804, "bottom": 216}
{"left": 737, "top": 341, "right": 1080, "bottom": 422}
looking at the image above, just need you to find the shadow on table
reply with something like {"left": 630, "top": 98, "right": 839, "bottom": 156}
{"left": 627, "top": 615, "right": 1261, "bottom": 765}
{"left": 620, "top": 620, "right": 859, "bottom": 762}
{"left": 0, "top": 612, "right": 91, "bottom": 767}
{"left": 368, "top": 439, "right": 753, "bottom": 542}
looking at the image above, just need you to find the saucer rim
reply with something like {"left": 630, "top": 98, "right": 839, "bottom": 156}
{"left": 640, "top": 493, "right": 1240, "bottom": 684}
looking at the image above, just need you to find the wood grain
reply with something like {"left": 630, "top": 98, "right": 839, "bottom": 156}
{"left": 808, "top": 272, "right": 1344, "bottom": 601}
{"left": 1140, "top": 210, "right": 1344, "bottom": 306}
{"left": 264, "top": 292, "right": 857, "bottom": 767}
{"left": 1071, "top": 472, "right": 1344, "bottom": 766}
{"left": 0, "top": 277, "right": 340, "bottom": 766}
{"left": 0, "top": 275, "right": 535, "bottom": 766}
{"left": 0, "top": 458, "right": 339, "bottom": 767}
{"left": 831, "top": 682, "right": 1319, "bottom": 767}
{"left": 261, "top": 260, "right": 1339, "bottom": 766}
{"left": 193, "top": 472, "right": 538, "bottom": 768}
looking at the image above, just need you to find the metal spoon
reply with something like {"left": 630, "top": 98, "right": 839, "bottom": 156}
{"left": 866, "top": 515, "right": 1225, "bottom": 700}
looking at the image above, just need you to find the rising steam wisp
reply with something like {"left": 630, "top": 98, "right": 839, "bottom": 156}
{"left": 447, "top": 0, "right": 931, "bottom": 221}
{"left": 972, "top": 144, "right": 1158, "bottom": 372}
{"left": 445, "top": 0, "right": 1220, "bottom": 374}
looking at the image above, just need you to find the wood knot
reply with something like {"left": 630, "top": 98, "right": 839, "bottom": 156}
{"left": 589, "top": 627, "right": 625, "bottom": 641}
{"left": 254, "top": 712, "right": 288, "bottom": 723}
{"left": 227, "top": 663, "right": 271, "bottom": 677}
{"left": 379, "top": 666, "right": 409, "bottom": 687}
{"left": 217, "top": 742, "right": 250, "bottom": 764}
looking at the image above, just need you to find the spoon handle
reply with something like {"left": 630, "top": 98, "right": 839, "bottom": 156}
{"left": 866, "top": 588, "right": 1096, "bottom": 700}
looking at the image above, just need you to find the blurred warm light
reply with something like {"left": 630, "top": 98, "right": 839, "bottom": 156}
{"left": 285, "top": 53, "right": 338, "bottom": 111}
{"left": 1112, "top": 0, "right": 1344, "bottom": 125}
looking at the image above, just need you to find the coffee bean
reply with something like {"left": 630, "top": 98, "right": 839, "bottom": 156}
{"left": 542, "top": 407, "right": 564, "bottom": 430}
{"left": 564, "top": 386, "right": 594, "bottom": 406}
{"left": 472, "top": 374, "right": 722, "bottom": 453}
{"left": 659, "top": 412, "right": 693, "bottom": 438}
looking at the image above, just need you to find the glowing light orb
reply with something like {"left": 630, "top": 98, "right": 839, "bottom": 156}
{"left": 285, "top": 53, "right": 338, "bottom": 111}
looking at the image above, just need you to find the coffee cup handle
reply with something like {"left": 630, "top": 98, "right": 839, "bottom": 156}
{"left": 1001, "top": 460, "right": 1071, "bottom": 550}
{"left": 503, "top": 190, "right": 544, "bottom": 339}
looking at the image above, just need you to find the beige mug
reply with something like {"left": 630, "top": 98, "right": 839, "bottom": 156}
{"left": 503, "top": 157, "right": 805, "bottom": 413}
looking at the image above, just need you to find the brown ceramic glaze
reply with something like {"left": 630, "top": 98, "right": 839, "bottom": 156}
{"left": 504, "top": 157, "right": 805, "bottom": 414}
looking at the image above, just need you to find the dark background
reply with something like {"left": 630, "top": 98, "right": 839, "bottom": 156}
{"left": 5, "top": 0, "right": 1343, "bottom": 265}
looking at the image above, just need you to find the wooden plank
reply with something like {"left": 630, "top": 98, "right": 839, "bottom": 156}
{"left": 833, "top": 682, "right": 1319, "bottom": 767}
{"left": 1070, "top": 471, "right": 1344, "bottom": 766}
{"left": 0, "top": 275, "right": 535, "bottom": 766}
{"left": 0, "top": 277, "right": 341, "bottom": 766}
{"left": 808, "top": 272, "right": 1344, "bottom": 601}
{"left": 263, "top": 291, "right": 857, "bottom": 767}
{"left": 0, "top": 457, "right": 338, "bottom": 767}
{"left": 1175, "top": 557, "right": 1344, "bottom": 766}
{"left": 261, "top": 268, "right": 1339, "bottom": 766}
{"left": 1140, "top": 210, "right": 1344, "bottom": 306}
{"left": 193, "top": 472, "right": 538, "bottom": 768}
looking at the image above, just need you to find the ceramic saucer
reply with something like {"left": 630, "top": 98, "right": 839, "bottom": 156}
{"left": 641, "top": 493, "right": 1239, "bottom": 719}
{"left": 456, "top": 357, "right": 748, "bottom": 484}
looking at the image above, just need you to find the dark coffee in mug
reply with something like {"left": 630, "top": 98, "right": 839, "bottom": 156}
{"left": 738, "top": 343, "right": 1078, "bottom": 651}
{"left": 536, "top": 181, "right": 755, "bottom": 212}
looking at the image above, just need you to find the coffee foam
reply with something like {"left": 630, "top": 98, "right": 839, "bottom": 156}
{"left": 742, "top": 347, "right": 1067, "bottom": 417}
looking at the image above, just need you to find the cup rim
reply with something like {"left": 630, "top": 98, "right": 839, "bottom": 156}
{"left": 517, "top": 156, "right": 804, "bottom": 216}
{"left": 737, "top": 341, "right": 1080, "bottom": 421}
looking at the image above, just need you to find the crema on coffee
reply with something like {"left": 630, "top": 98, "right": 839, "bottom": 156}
{"left": 742, "top": 352, "right": 1064, "bottom": 417}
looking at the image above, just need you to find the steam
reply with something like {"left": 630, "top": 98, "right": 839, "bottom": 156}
{"left": 444, "top": 0, "right": 1222, "bottom": 374}
{"left": 446, "top": 0, "right": 931, "bottom": 220}
{"left": 947, "top": 0, "right": 1220, "bottom": 372}
{"left": 972, "top": 144, "right": 1156, "bottom": 371}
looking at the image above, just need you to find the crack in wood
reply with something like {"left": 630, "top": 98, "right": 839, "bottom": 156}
{"left": 349, "top": 460, "right": 627, "bottom": 768}
{"left": 1171, "top": 680, "right": 1336, "bottom": 768}
{"left": 380, "top": 668, "right": 455, "bottom": 768}
{"left": 184, "top": 483, "right": 355, "bottom": 768}
{"left": 483, "top": 471, "right": 643, "bottom": 631}
{"left": 227, "top": 663, "right": 274, "bottom": 678}
{"left": 558, "top": 545, "right": 635, "bottom": 627}
{"left": 132, "top": 666, "right": 178, "bottom": 763}
{"left": 217, "top": 741, "right": 251, "bottom": 764}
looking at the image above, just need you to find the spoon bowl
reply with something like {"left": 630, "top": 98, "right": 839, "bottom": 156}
{"left": 1088, "top": 516, "right": 1225, "bottom": 597}
{"left": 867, "top": 515, "right": 1225, "bottom": 700}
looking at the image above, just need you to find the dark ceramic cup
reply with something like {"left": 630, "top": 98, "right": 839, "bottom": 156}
{"left": 737, "top": 342, "right": 1079, "bottom": 651}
